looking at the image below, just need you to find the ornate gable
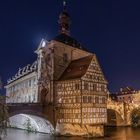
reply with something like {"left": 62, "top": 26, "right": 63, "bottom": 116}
{"left": 82, "top": 55, "right": 108, "bottom": 84}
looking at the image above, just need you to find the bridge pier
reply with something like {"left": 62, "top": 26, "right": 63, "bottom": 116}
{"left": 55, "top": 123, "right": 104, "bottom": 137}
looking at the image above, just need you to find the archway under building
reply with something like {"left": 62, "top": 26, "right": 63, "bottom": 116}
{"left": 9, "top": 114, "right": 54, "bottom": 134}
{"left": 107, "top": 109, "right": 124, "bottom": 126}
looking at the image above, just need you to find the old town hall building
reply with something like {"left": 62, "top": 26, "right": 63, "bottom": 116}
{"left": 5, "top": 3, "right": 108, "bottom": 136}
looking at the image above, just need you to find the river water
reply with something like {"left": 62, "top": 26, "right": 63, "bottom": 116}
{"left": 3, "top": 127, "right": 140, "bottom": 140}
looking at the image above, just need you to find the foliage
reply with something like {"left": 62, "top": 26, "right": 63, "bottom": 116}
{"left": 24, "top": 119, "right": 37, "bottom": 133}
{"left": 0, "top": 95, "right": 9, "bottom": 139}
{"left": 131, "top": 108, "right": 140, "bottom": 127}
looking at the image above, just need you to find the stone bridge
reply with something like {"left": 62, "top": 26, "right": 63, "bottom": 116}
{"left": 7, "top": 98, "right": 140, "bottom": 133}
{"left": 7, "top": 103, "right": 55, "bottom": 134}
{"left": 107, "top": 98, "right": 140, "bottom": 126}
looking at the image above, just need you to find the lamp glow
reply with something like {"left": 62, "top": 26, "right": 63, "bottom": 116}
{"left": 42, "top": 41, "right": 46, "bottom": 47}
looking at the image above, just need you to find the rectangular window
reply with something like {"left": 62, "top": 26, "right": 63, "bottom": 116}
{"left": 84, "top": 82, "right": 88, "bottom": 90}
{"left": 83, "top": 96, "right": 88, "bottom": 103}
{"left": 75, "top": 83, "right": 80, "bottom": 90}
{"left": 95, "top": 97, "right": 99, "bottom": 104}
{"left": 88, "top": 96, "right": 92, "bottom": 103}
{"left": 102, "top": 97, "right": 106, "bottom": 104}
{"left": 101, "top": 85, "right": 105, "bottom": 92}
{"left": 76, "top": 96, "right": 81, "bottom": 103}
{"left": 93, "top": 84, "right": 97, "bottom": 91}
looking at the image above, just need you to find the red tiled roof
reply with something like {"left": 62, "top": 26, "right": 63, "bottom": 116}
{"left": 117, "top": 87, "right": 136, "bottom": 95}
{"left": 59, "top": 55, "right": 93, "bottom": 81}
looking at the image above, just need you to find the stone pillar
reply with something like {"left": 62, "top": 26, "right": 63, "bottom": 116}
{"left": 55, "top": 123, "right": 104, "bottom": 137}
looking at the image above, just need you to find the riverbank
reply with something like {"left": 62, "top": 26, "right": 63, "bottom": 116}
{"left": 3, "top": 127, "right": 140, "bottom": 140}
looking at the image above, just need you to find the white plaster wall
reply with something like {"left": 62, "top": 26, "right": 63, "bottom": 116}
{"left": 6, "top": 73, "right": 38, "bottom": 104}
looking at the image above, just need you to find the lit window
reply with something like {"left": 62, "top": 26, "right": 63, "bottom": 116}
{"left": 58, "top": 98, "right": 62, "bottom": 103}
{"left": 83, "top": 96, "right": 87, "bottom": 103}
{"left": 93, "top": 84, "right": 97, "bottom": 91}
{"left": 75, "top": 83, "right": 80, "bottom": 90}
{"left": 101, "top": 85, "right": 105, "bottom": 92}
{"left": 29, "top": 80, "right": 31, "bottom": 87}
{"left": 88, "top": 96, "right": 92, "bottom": 103}
{"left": 102, "top": 97, "right": 106, "bottom": 104}
{"left": 95, "top": 97, "right": 99, "bottom": 103}
{"left": 76, "top": 96, "right": 81, "bottom": 103}
{"left": 84, "top": 82, "right": 88, "bottom": 90}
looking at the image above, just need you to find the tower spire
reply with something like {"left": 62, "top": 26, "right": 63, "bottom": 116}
{"left": 58, "top": 0, "right": 71, "bottom": 35}
{"left": 63, "top": 0, "right": 66, "bottom": 8}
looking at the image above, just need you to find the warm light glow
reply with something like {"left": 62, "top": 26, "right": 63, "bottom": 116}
{"left": 42, "top": 40, "right": 46, "bottom": 47}
{"left": 9, "top": 114, "right": 54, "bottom": 134}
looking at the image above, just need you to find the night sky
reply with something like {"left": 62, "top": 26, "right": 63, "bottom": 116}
{"left": 0, "top": 0, "right": 140, "bottom": 93}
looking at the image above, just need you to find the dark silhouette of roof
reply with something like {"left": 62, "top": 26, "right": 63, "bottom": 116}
{"left": 59, "top": 55, "right": 93, "bottom": 81}
{"left": 117, "top": 87, "right": 136, "bottom": 95}
{"left": 54, "top": 33, "right": 88, "bottom": 51}
{"left": 59, "top": 11, "right": 70, "bottom": 18}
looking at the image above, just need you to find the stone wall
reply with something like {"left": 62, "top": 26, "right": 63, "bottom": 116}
{"left": 55, "top": 123, "right": 104, "bottom": 137}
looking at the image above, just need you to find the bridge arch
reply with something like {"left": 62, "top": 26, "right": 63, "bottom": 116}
{"left": 8, "top": 103, "right": 55, "bottom": 128}
{"left": 107, "top": 109, "right": 125, "bottom": 126}
{"left": 9, "top": 113, "right": 54, "bottom": 134}
{"left": 129, "top": 108, "right": 140, "bottom": 126}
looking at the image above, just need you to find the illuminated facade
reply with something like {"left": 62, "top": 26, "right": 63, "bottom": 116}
{"left": 132, "top": 90, "right": 140, "bottom": 104}
{"left": 111, "top": 87, "right": 136, "bottom": 103}
{"left": 5, "top": 61, "right": 38, "bottom": 103}
{"left": 5, "top": 3, "right": 108, "bottom": 137}
{"left": 56, "top": 55, "right": 107, "bottom": 125}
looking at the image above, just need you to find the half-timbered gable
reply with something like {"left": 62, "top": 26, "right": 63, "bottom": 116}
{"left": 56, "top": 54, "right": 108, "bottom": 125}
{"left": 81, "top": 55, "right": 108, "bottom": 125}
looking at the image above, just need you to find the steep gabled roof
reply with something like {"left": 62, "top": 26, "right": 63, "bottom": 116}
{"left": 59, "top": 55, "right": 93, "bottom": 81}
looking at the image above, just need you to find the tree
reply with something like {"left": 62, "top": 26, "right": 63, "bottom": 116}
{"left": 131, "top": 108, "right": 140, "bottom": 127}
{"left": 0, "top": 96, "right": 9, "bottom": 139}
{"left": 0, "top": 76, "right": 9, "bottom": 139}
{"left": 24, "top": 118, "right": 36, "bottom": 133}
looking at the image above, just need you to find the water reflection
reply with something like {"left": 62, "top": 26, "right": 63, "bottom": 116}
{"left": 3, "top": 127, "right": 140, "bottom": 140}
